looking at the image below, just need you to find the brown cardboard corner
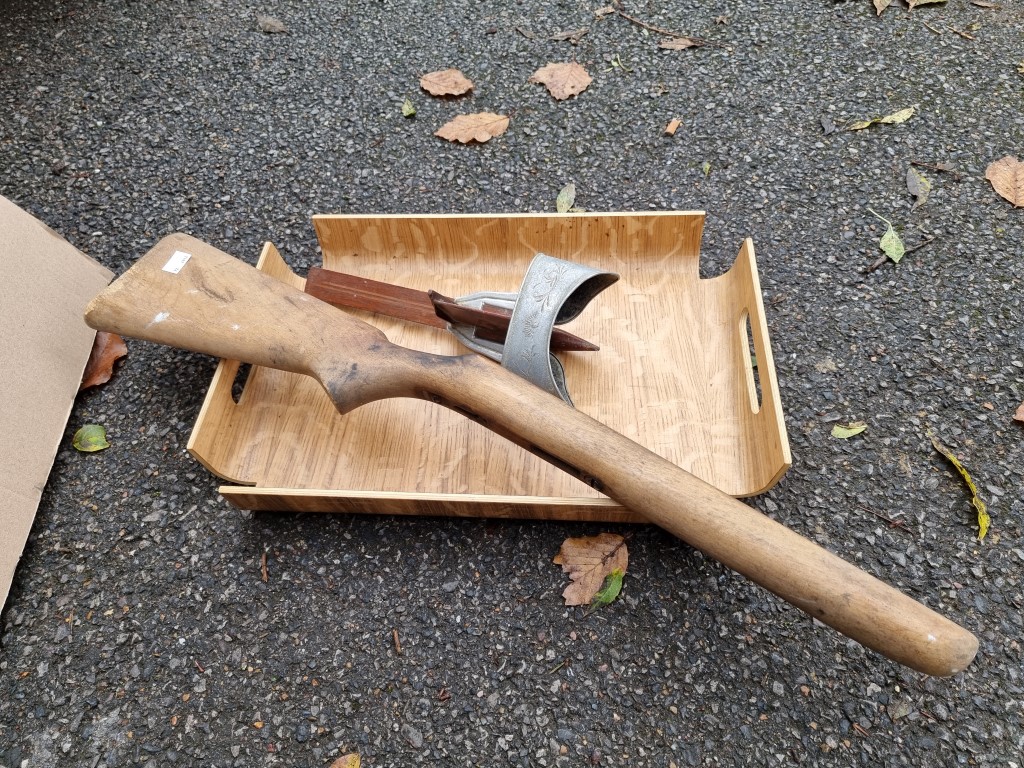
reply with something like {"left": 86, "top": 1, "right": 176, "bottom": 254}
{"left": 0, "top": 195, "right": 113, "bottom": 610}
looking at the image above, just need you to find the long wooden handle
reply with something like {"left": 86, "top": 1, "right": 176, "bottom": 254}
{"left": 84, "top": 235, "right": 978, "bottom": 676}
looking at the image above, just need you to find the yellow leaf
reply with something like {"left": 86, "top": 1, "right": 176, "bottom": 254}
{"left": 848, "top": 106, "right": 916, "bottom": 131}
{"left": 929, "top": 432, "right": 990, "bottom": 541}
{"left": 831, "top": 421, "right": 867, "bottom": 438}
{"left": 879, "top": 106, "right": 916, "bottom": 124}
{"left": 867, "top": 208, "right": 905, "bottom": 263}
{"left": 329, "top": 754, "right": 361, "bottom": 768}
{"left": 72, "top": 424, "right": 110, "bottom": 452}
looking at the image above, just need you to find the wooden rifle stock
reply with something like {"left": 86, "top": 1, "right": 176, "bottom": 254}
{"left": 84, "top": 234, "right": 978, "bottom": 676}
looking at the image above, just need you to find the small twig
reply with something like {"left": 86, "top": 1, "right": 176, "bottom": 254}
{"left": 392, "top": 628, "right": 402, "bottom": 655}
{"left": 910, "top": 160, "right": 953, "bottom": 174}
{"left": 610, "top": 0, "right": 721, "bottom": 47}
{"left": 947, "top": 25, "right": 975, "bottom": 41}
{"left": 903, "top": 236, "right": 937, "bottom": 256}
{"left": 858, "top": 505, "right": 914, "bottom": 535}
{"left": 862, "top": 235, "right": 936, "bottom": 274}
{"left": 922, "top": 21, "right": 943, "bottom": 35}
{"left": 910, "top": 159, "right": 962, "bottom": 182}
{"left": 194, "top": 659, "right": 206, "bottom": 674}
{"left": 548, "top": 659, "right": 568, "bottom": 674}
{"left": 862, "top": 253, "right": 890, "bottom": 274}
{"left": 852, "top": 723, "right": 871, "bottom": 738}
{"left": 260, "top": 550, "right": 269, "bottom": 583}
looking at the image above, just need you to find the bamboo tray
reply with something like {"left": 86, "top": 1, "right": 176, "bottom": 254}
{"left": 188, "top": 212, "right": 790, "bottom": 521}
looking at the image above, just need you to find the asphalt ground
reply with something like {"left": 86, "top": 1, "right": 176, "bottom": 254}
{"left": 2, "top": 0, "right": 1023, "bottom": 765}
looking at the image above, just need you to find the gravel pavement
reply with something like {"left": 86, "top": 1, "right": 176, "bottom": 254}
{"left": 2, "top": 0, "right": 1023, "bottom": 765}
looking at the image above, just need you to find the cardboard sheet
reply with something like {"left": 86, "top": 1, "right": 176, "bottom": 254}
{"left": 0, "top": 195, "right": 112, "bottom": 609}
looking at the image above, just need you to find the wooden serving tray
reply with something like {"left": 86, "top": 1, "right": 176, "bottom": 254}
{"left": 188, "top": 212, "right": 790, "bottom": 521}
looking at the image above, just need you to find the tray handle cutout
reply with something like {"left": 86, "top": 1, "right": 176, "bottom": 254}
{"left": 740, "top": 310, "right": 762, "bottom": 414}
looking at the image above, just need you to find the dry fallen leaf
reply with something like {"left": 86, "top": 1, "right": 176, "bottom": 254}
{"left": 868, "top": 208, "right": 906, "bottom": 263}
{"left": 556, "top": 182, "right": 576, "bottom": 213}
{"left": 848, "top": 105, "right": 916, "bottom": 131}
{"left": 256, "top": 14, "right": 287, "bottom": 33}
{"left": 929, "top": 432, "right": 990, "bottom": 541}
{"left": 665, "top": 118, "right": 681, "bottom": 136}
{"left": 658, "top": 37, "right": 700, "bottom": 50}
{"left": 329, "top": 755, "right": 360, "bottom": 768}
{"left": 434, "top": 112, "right": 509, "bottom": 143}
{"left": 80, "top": 331, "right": 127, "bottom": 390}
{"left": 906, "top": 167, "right": 931, "bottom": 211}
{"left": 1014, "top": 402, "right": 1024, "bottom": 422}
{"left": 970, "top": 0, "right": 1000, "bottom": 7}
{"left": 873, "top": 0, "right": 894, "bottom": 15}
{"left": 831, "top": 421, "right": 868, "bottom": 439}
{"left": 529, "top": 62, "right": 592, "bottom": 100}
{"left": 420, "top": 69, "right": 474, "bottom": 97}
{"left": 985, "top": 156, "right": 1024, "bottom": 207}
{"left": 595, "top": 5, "right": 617, "bottom": 18}
{"left": 72, "top": 424, "right": 110, "bottom": 452}
{"left": 908, "top": 0, "right": 948, "bottom": 8}
{"left": 880, "top": 106, "right": 916, "bottom": 124}
{"left": 550, "top": 27, "right": 589, "bottom": 44}
{"left": 553, "top": 533, "right": 628, "bottom": 606}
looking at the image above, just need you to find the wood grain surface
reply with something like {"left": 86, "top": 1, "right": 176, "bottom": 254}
{"left": 189, "top": 212, "right": 791, "bottom": 516}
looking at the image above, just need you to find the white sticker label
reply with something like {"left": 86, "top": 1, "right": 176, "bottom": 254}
{"left": 162, "top": 250, "right": 191, "bottom": 274}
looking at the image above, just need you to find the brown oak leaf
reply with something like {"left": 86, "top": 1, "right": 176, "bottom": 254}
{"left": 434, "top": 112, "right": 509, "bottom": 143}
{"left": 529, "top": 62, "right": 592, "bottom": 100}
{"left": 986, "top": 156, "right": 1024, "bottom": 208}
{"left": 80, "top": 331, "right": 127, "bottom": 390}
{"left": 419, "top": 68, "right": 474, "bottom": 97}
{"left": 553, "top": 533, "right": 628, "bottom": 606}
{"left": 1014, "top": 402, "right": 1024, "bottom": 423}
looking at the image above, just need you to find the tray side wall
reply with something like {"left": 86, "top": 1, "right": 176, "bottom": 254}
{"left": 191, "top": 212, "right": 790, "bottom": 515}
